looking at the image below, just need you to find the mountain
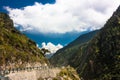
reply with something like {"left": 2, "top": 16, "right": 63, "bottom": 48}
{"left": 76, "top": 5, "right": 120, "bottom": 80}
{"left": 0, "top": 13, "right": 81, "bottom": 80}
{"left": 0, "top": 13, "right": 48, "bottom": 69}
{"left": 50, "top": 30, "right": 99, "bottom": 66}
{"left": 50, "top": 6, "right": 120, "bottom": 80}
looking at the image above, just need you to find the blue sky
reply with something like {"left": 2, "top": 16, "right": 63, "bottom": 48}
{"left": 0, "top": 0, "right": 119, "bottom": 53}
{"left": 0, "top": 0, "right": 55, "bottom": 12}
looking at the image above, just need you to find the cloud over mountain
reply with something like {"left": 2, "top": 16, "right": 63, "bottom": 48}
{"left": 5, "top": 0, "right": 120, "bottom": 34}
{"left": 41, "top": 42, "right": 63, "bottom": 54}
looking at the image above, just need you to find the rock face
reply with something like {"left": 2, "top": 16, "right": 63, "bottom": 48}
{"left": 0, "top": 13, "right": 48, "bottom": 70}
{"left": 4, "top": 67, "right": 80, "bottom": 80}
{"left": 6, "top": 68, "right": 60, "bottom": 80}
{"left": 50, "top": 6, "right": 120, "bottom": 80}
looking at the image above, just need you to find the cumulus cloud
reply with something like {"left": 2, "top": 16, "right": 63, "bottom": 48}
{"left": 41, "top": 42, "right": 63, "bottom": 54}
{"left": 5, "top": 0, "right": 120, "bottom": 34}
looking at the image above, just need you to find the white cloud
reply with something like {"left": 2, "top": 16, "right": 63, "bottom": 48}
{"left": 41, "top": 42, "right": 63, "bottom": 54}
{"left": 5, "top": 0, "right": 120, "bottom": 34}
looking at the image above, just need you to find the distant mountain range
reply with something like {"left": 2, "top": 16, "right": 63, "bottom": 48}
{"left": 50, "top": 30, "right": 99, "bottom": 66}
{"left": 50, "top": 6, "right": 120, "bottom": 80}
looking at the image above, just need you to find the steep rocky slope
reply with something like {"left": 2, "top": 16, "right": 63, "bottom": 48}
{"left": 0, "top": 13, "right": 48, "bottom": 69}
{"left": 50, "top": 6, "right": 120, "bottom": 80}
{"left": 76, "top": 5, "right": 120, "bottom": 80}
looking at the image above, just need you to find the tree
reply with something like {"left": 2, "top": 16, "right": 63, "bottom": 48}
{"left": 41, "top": 48, "right": 50, "bottom": 55}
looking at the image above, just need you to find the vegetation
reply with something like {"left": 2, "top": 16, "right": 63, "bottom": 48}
{"left": 0, "top": 13, "right": 48, "bottom": 67}
{"left": 78, "top": 6, "right": 120, "bottom": 80}
{"left": 55, "top": 66, "right": 80, "bottom": 80}
{"left": 50, "top": 6, "right": 120, "bottom": 80}
{"left": 41, "top": 48, "right": 50, "bottom": 55}
{"left": 37, "top": 66, "right": 80, "bottom": 80}
{"left": 50, "top": 30, "right": 98, "bottom": 66}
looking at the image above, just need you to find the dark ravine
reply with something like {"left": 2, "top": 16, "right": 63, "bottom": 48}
{"left": 50, "top": 6, "right": 120, "bottom": 80}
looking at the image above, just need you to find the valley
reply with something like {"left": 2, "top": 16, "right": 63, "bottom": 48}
{"left": 0, "top": 2, "right": 120, "bottom": 80}
{"left": 50, "top": 5, "right": 120, "bottom": 80}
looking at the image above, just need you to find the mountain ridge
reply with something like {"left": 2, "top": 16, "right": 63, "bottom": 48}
{"left": 50, "top": 6, "right": 120, "bottom": 80}
{"left": 50, "top": 30, "right": 99, "bottom": 66}
{"left": 0, "top": 13, "right": 48, "bottom": 70}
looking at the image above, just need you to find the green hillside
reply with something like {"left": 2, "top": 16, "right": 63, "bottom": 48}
{"left": 76, "top": 5, "right": 120, "bottom": 80}
{"left": 50, "top": 30, "right": 98, "bottom": 66}
{"left": 0, "top": 13, "right": 48, "bottom": 68}
{"left": 50, "top": 6, "right": 120, "bottom": 80}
